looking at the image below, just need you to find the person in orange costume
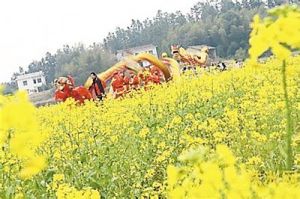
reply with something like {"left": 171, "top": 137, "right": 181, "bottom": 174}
{"left": 111, "top": 71, "right": 126, "bottom": 98}
{"left": 129, "top": 71, "right": 140, "bottom": 90}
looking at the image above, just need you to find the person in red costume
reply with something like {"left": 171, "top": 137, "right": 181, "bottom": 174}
{"left": 111, "top": 71, "right": 126, "bottom": 98}
{"left": 54, "top": 75, "right": 92, "bottom": 104}
{"left": 149, "top": 70, "right": 161, "bottom": 84}
{"left": 149, "top": 65, "right": 163, "bottom": 84}
{"left": 123, "top": 72, "right": 130, "bottom": 93}
{"left": 54, "top": 90, "right": 67, "bottom": 102}
{"left": 71, "top": 86, "right": 92, "bottom": 104}
{"left": 142, "top": 67, "right": 152, "bottom": 90}
{"left": 129, "top": 71, "right": 140, "bottom": 90}
{"left": 150, "top": 65, "right": 160, "bottom": 75}
{"left": 138, "top": 71, "right": 145, "bottom": 86}
{"left": 54, "top": 78, "right": 68, "bottom": 102}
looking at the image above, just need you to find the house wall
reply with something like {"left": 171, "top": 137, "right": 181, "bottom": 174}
{"left": 16, "top": 72, "right": 46, "bottom": 93}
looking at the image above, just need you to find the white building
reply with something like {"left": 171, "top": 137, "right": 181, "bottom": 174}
{"left": 116, "top": 44, "right": 158, "bottom": 67}
{"left": 16, "top": 71, "right": 47, "bottom": 94}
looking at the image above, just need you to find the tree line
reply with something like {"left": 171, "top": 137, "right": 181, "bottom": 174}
{"left": 104, "top": 0, "right": 298, "bottom": 58}
{"left": 3, "top": 0, "right": 299, "bottom": 94}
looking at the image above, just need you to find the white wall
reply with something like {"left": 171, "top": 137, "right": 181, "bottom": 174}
{"left": 17, "top": 74, "right": 46, "bottom": 93}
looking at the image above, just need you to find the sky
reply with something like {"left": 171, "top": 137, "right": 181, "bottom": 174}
{"left": 0, "top": 0, "right": 199, "bottom": 83}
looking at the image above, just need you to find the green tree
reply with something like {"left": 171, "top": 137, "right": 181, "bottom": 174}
{"left": 103, "top": 0, "right": 266, "bottom": 58}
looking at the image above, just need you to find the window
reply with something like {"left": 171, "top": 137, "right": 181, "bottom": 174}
{"left": 149, "top": 50, "right": 153, "bottom": 54}
{"left": 33, "top": 79, "right": 37, "bottom": 84}
{"left": 23, "top": 80, "right": 28, "bottom": 86}
{"left": 37, "top": 78, "right": 42, "bottom": 83}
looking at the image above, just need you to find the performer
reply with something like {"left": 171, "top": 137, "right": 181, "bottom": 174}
{"left": 54, "top": 76, "right": 73, "bottom": 101}
{"left": 71, "top": 86, "right": 92, "bottom": 103}
{"left": 149, "top": 70, "right": 161, "bottom": 84}
{"left": 111, "top": 71, "right": 126, "bottom": 98}
{"left": 150, "top": 65, "right": 163, "bottom": 83}
{"left": 123, "top": 72, "right": 131, "bottom": 93}
{"left": 89, "top": 72, "right": 105, "bottom": 101}
{"left": 138, "top": 71, "right": 146, "bottom": 86}
{"left": 129, "top": 71, "right": 140, "bottom": 90}
{"left": 142, "top": 68, "right": 152, "bottom": 90}
{"left": 54, "top": 79, "right": 67, "bottom": 102}
{"left": 54, "top": 75, "right": 92, "bottom": 104}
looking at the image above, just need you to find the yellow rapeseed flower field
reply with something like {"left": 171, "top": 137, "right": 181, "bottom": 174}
{"left": 1, "top": 55, "right": 300, "bottom": 198}
{"left": 0, "top": 4, "right": 300, "bottom": 199}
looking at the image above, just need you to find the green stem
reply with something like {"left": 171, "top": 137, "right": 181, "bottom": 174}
{"left": 281, "top": 60, "right": 294, "bottom": 170}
